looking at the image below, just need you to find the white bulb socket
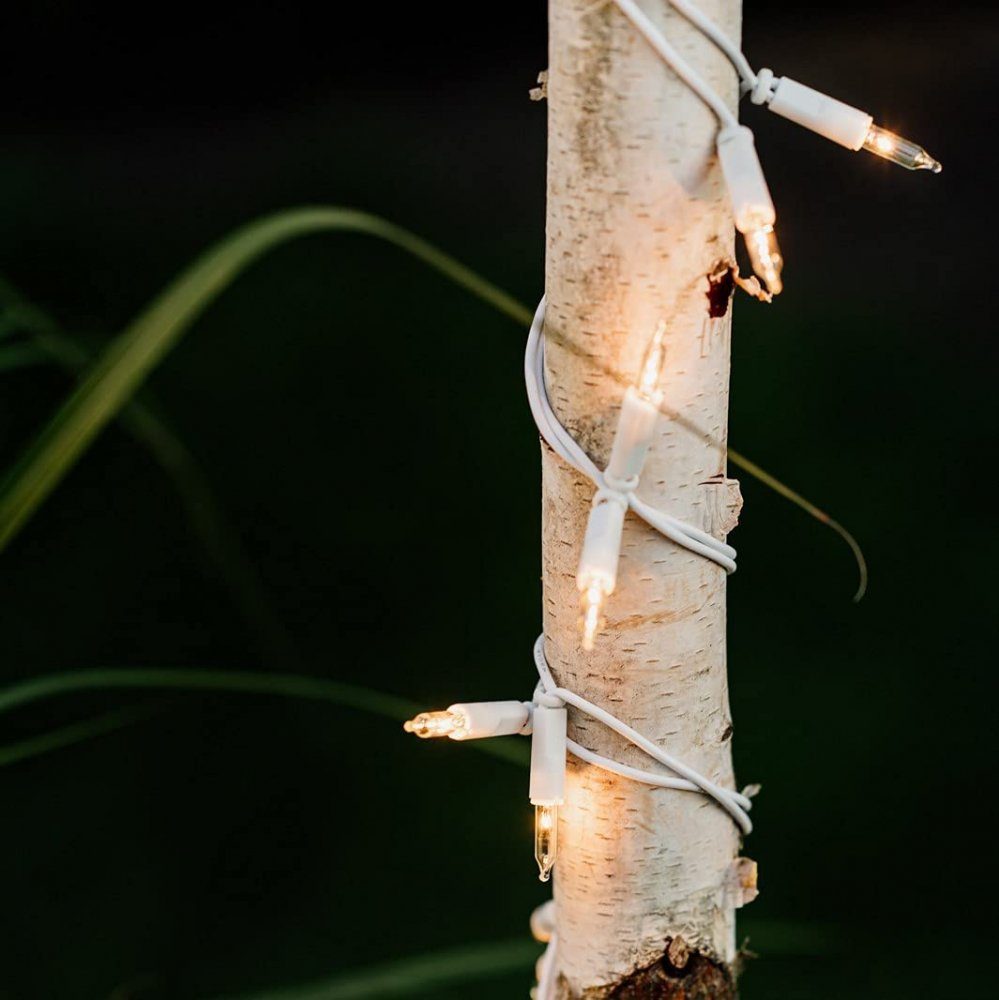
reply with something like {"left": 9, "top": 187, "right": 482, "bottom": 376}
{"left": 448, "top": 701, "right": 533, "bottom": 740}
{"left": 529, "top": 700, "right": 567, "bottom": 805}
{"left": 716, "top": 125, "right": 776, "bottom": 233}
{"left": 604, "top": 387, "right": 660, "bottom": 490}
{"left": 767, "top": 76, "right": 872, "bottom": 151}
{"left": 576, "top": 494, "right": 627, "bottom": 595}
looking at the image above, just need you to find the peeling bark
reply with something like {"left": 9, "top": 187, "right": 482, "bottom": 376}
{"left": 543, "top": 0, "right": 744, "bottom": 996}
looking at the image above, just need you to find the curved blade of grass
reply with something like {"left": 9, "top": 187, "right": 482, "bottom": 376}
{"left": 0, "top": 208, "right": 528, "bottom": 552}
{"left": 727, "top": 447, "right": 867, "bottom": 601}
{"left": 0, "top": 279, "right": 300, "bottom": 669}
{"left": 0, "top": 667, "right": 530, "bottom": 768}
{"left": 0, "top": 703, "right": 159, "bottom": 767}
{"left": 222, "top": 938, "right": 539, "bottom": 1000}
{"left": 0, "top": 210, "right": 864, "bottom": 596}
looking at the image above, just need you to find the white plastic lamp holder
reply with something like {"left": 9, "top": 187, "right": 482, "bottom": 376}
{"left": 403, "top": 701, "right": 532, "bottom": 741}
{"left": 529, "top": 696, "right": 567, "bottom": 882}
{"left": 716, "top": 125, "right": 783, "bottom": 295}
{"left": 756, "top": 73, "right": 942, "bottom": 172}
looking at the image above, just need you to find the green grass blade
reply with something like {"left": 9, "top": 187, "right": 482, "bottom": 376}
{"left": 727, "top": 447, "right": 868, "bottom": 601}
{"left": 0, "top": 668, "right": 529, "bottom": 769}
{"left": 0, "top": 703, "right": 159, "bottom": 767}
{"left": 220, "top": 938, "right": 539, "bottom": 1000}
{"left": 0, "top": 208, "right": 527, "bottom": 552}
{"left": 0, "top": 278, "right": 300, "bottom": 667}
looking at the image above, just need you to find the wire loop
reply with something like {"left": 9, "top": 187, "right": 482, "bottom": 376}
{"left": 751, "top": 67, "right": 775, "bottom": 105}
{"left": 531, "top": 635, "right": 753, "bottom": 834}
{"left": 525, "top": 297, "right": 738, "bottom": 574}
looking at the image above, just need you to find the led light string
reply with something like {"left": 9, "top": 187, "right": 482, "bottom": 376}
{"left": 611, "top": 0, "right": 785, "bottom": 294}
{"left": 409, "top": 285, "right": 756, "bottom": 880}
{"left": 405, "top": 632, "right": 756, "bottom": 995}
{"left": 531, "top": 636, "right": 754, "bottom": 834}
{"left": 405, "top": 634, "right": 754, "bottom": 870}
{"left": 609, "top": 0, "right": 940, "bottom": 296}
{"left": 525, "top": 299, "right": 736, "bottom": 575}
{"left": 403, "top": 1, "right": 941, "bottom": 994}
{"left": 527, "top": 296, "right": 737, "bottom": 647}
{"left": 661, "top": 0, "right": 942, "bottom": 173}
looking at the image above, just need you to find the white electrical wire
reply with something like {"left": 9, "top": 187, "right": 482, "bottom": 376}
{"left": 532, "top": 635, "right": 753, "bottom": 834}
{"left": 611, "top": 0, "right": 783, "bottom": 109}
{"left": 664, "top": 0, "right": 757, "bottom": 90}
{"left": 612, "top": 0, "right": 739, "bottom": 129}
{"left": 534, "top": 927, "right": 559, "bottom": 1000}
{"left": 525, "top": 297, "right": 737, "bottom": 574}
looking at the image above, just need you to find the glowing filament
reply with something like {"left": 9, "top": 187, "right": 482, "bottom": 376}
{"left": 579, "top": 576, "right": 612, "bottom": 652}
{"left": 403, "top": 709, "right": 466, "bottom": 739}
{"left": 534, "top": 803, "right": 559, "bottom": 882}
{"left": 744, "top": 224, "right": 784, "bottom": 296}
{"left": 636, "top": 320, "right": 667, "bottom": 403}
{"left": 863, "top": 125, "right": 941, "bottom": 173}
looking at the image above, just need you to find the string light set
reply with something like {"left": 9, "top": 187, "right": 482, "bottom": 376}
{"left": 615, "top": 0, "right": 940, "bottom": 295}
{"left": 404, "top": 0, "right": 939, "bottom": 993}
{"left": 406, "top": 633, "right": 755, "bottom": 882}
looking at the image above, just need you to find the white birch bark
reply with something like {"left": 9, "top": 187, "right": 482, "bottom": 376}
{"left": 543, "top": 0, "right": 745, "bottom": 994}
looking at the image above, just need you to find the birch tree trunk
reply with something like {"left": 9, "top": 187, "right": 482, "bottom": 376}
{"left": 542, "top": 0, "right": 746, "bottom": 995}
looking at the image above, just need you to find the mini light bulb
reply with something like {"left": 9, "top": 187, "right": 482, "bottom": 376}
{"left": 716, "top": 126, "right": 783, "bottom": 296}
{"left": 534, "top": 803, "right": 559, "bottom": 882}
{"left": 863, "top": 124, "right": 941, "bottom": 173}
{"left": 744, "top": 224, "right": 783, "bottom": 296}
{"left": 635, "top": 320, "right": 667, "bottom": 404}
{"left": 579, "top": 574, "right": 613, "bottom": 652}
{"left": 403, "top": 709, "right": 466, "bottom": 739}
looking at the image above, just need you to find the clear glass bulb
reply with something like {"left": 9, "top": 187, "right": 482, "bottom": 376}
{"left": 744, "top": 224, "right": 784, "bottom": 296}
{"left": 403, "top": 709, "right": 466, "bottom": 739}
{"left": 636, "top": 320, "right": 667, "bottom": 403}
{"left": 863, "top": 125, "right": 941, "bottom": 173}
{"left": 534, "top": 803, "right": 559, "bottom": 882}
{"left": 579, "top": 575, "right": 612, "bottom": 652}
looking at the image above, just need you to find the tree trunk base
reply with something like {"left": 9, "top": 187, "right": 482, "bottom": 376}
{"left": 565, "top": 940, "right": 737, "bottom": 999}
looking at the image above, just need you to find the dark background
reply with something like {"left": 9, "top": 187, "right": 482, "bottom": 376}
{"left": 2, "top": 2, "right": 996, "bottom": 997}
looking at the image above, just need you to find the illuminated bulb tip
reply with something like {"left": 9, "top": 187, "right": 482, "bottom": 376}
{"left": 744, "top": 224, "right": 784, "bottom": 297}
{"left": 636, "top": 320, "right": 668, "bottom": 402}
{"left": 579, "top": 581, "right": 608, "bottom": 652}
{"left": 402, "top": 710, "right": 465, "bottom": 739}
{"left": 581, "top": 607, "right": 599, "bottom": 652}
{"left": 863, "top": 125, "right": 941, "bottom": 173}
{"left": 534, "top": 804, "right": 559, "bottom": 882}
